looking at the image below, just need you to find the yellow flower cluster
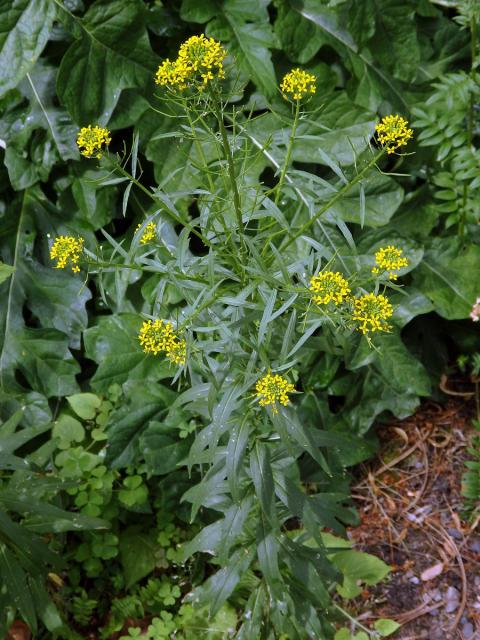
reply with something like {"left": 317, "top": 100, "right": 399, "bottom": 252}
{"left": 310, "top": 271, "right": 351, "bottom": 306}
{"left": 255, "top": 372, "right": 296, "bottom": 413}
{"left": 77, "top": 125, "right": 111, "bottom": 159}
{"left": 352, "top": 293, "right": 393, "bottom": 334}
{"left": 280, "top": 68, "right": 316, "bottom": 101}
{"left": 50, "top": 236, "right": 84, "bottom": 273}
{"left": 155, "top": 34, "right": 226, "bottom": 90}
{"left": 155, "top": 59, "right": 191, "bottom": 91}
{"left": 375, "top": 115, "right": 413, "bottom": 154}
{"left": 138, "top": 319, "right": 186, "bottom": 365}
{"left": 136, "top": 222, "right": 156, "bottom": 245}
{"left": 372, "top": 245, "right": 409, "bottom": 280}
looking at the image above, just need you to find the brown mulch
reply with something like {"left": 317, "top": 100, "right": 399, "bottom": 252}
{"left": 344, "top": 395, "right": 480, "bottom": 640}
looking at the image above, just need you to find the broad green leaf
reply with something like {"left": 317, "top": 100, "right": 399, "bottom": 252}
{"left": 226, "top": 418, "right": 250, "bottom": 501}
{"left": 66, "top": 393, "right": 101, "bottom": 420}
{"left": 413, "top": 238, "right": 480, "bottom": 319}
{"left": 84, "top": 314, "right": 173, "bottom": 392}
{"left": 256, "top": 519, "right": 282, "bottom": 596}
{"left": 364, "top": 0, "right": 420, "bottom": 82}
{"left": 189, "top": 546, "right": 254, "bottom": 616}
{"left": 250, "top": 443, "right": 276, "bottom": 523}
{"left": 52, "top": 414, "right": 85, "bottom": 448}
{"left": 0, "top": 545, "right": 37, "bottom": 632}
{"left": 140, "top": 419, "right": 190, "bottom": 475}
{"left": 274, "top": 0, "right": 324, "bottom": 63}
{"left": 14, "top": 62, "right": 79, "bottom": 163}
{"left": 208, "top": 0, "right": 278, "bottom": 97}
{"left": 56, "top": 0, "right": 159, "bottom": 123}
{"left": 104, "top": 381, "right": 176, "bottom": 468}
{"left": 331, "top": 549, "right": 390, "bottom": 598}
{"left": 0, "top": 190, "right": 89, "bottom": 396}
{"left": 119, "top": 527, "right": 159, "bottom": 588}
{"left": 0, "top": 0, "right": 56, "bottom": 95}
{"left": 0, "top": 422, "right": 49, "bottom": 455}
{"left": 0, "top": 327, "right": 80, "bottom": 398}
{"left": 180, "top": 0, "right": 217, "bottom": 23}
{"left": 180, "top": 519, "right": 224, "bottom": 561}
{"left": 0, "top": 492, "right": 107, "bottom": 533}
{"left": 0, "top": 262, "right": 14, "bottom": 284}
{"left": 374, "top": 619, "right": 401, "bottom": 637}
{"left": 288, "top": 0, "right": 407, "bottom": 110}
{"left": 327, "top": 174, "right": 404, "bottom": 228}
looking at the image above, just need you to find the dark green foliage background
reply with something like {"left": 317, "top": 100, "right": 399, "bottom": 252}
{"left": 0, "top": 0, "right": 479, "bottom": 638}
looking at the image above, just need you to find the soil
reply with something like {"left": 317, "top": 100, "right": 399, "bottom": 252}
{"left": 344, "top": 396, "right": 480, "bottom": 640}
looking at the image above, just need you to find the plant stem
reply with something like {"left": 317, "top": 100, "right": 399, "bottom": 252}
{"left": 83, "top": 258, "right": 208, "bottom": 284}
{"left": 109, "top": 157, "right": 213, "bottom": 249}
{"left": 274, "top": 100, "right": 300, "bottom": 206}
{"left": 333, "top": 604, "right": 377, "bottom": 637}
{"left": 212, "top": 100, "right": 244, "bottom": 236}
{"left": 279, "top": 149, "right": 385, "bottom": 251}
{"left": 185, "top": 106, "right": 243, "bottom": 274}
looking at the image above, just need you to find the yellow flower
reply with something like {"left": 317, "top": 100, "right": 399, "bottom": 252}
{"left": 255, "top": 371, "right": 296, "bottom": 413}
{"left": 372, "top": 245, "right": 409, "bottom": 280}
{"left": 280, "top": 68, "right": 316, "bottom": 101}
{"left": 375, "top": 115, "right": 413, "bottom": 154}
{"left": 77, "top": 125, "right": 111, "bottom": 159}
{"left": 138, "top": 319, "right": 186, "bottom": 366}
{"left": 155, "top": 58, "right": 191, "bottom": 90}
{"left": 352, "top": 293, "right": 393, "bottom": 334}
{"left": 309, "top": 271, "right": 351, "bottom": 305}
{"left": 136, "top": 222, "right": 156, "bottom": 245}
{"left": 177, "top": 34, "right": 226, "bottom": 85}
{"left": 155, "top": 35, "right": 226, "bottom": 90}
{"left": 50, "top": 236, "right": 84, "bottom": 273}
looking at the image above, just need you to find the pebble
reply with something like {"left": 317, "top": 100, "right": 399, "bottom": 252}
{"left": 470, "top": 538, "right": 480, "bottom": 553}
{"left": 410, "top": 576, "right": 420, "bottom": 584}
{"left": 445, "top": 586, "right": 459, "bottom": 601}
{"left": 430, "top": 588, "right": 442, "bottom": 602}
{"left": 444, "top": 586, "right": 460, "bottom": 613}
{"left": 446, "top": 527, "right": 462, "bottom": 540}
{"left": 462, "top": 622, "right": 474, "bottom": 639}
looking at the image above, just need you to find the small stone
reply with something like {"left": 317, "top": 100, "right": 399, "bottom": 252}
{"left": 445, "top": 600, "right": 459, "bottom": 613}
{"left": 447, "top": 527, "right": 462, "bottom": 540}
{"left": 462, "top": 622, "right": 474, "bottom": 639}
{"left": 445, "top": 586, "right": 459, "bottom": 601}
{"left": 421, "top": 563, "right": 443, "bottom": 581}
{"left": 410, "top": 576, "right": 420, "bottom": 584}
{"left": 470, "top": 538, "right": 480, "bottom": 553}
{"left": 430, "top": 588, "right": 442, "bottom": 602}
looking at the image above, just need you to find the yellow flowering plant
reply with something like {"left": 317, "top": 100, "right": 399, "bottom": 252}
{"left": 47, "top": 35, "right": 421, "bottom": 640}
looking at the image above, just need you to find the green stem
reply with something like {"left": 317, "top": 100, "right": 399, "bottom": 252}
{"left": 83, "top": 258, "right": 208, "bottom": 284}
{"left": 178, "top": 289, "right": 225, "bottom": 331}
{"left": 279, "top": 149, "right": 385, "bottom": 252}
{"left": 185, "top": 108, "right": 217, "bottom": 197}
{"left": 333, "top": 604, "right": 378, "bottom": 637}
{"left": 274, "top": 100, "right": 300, "bottom": 206}
{"left": 108, "top": 157, "right": 213, "bottom": 249}
{"left": 185, "top": 106, "right": 241, "bottom": 270}
{"left": 213, "top": 100, "right": 244, "bottom": 235}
